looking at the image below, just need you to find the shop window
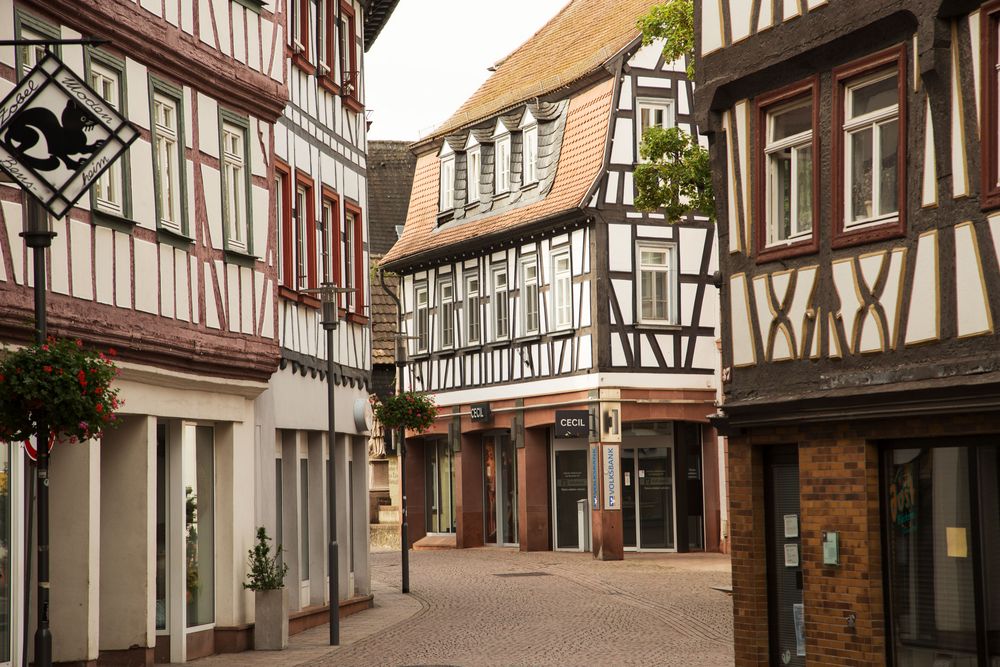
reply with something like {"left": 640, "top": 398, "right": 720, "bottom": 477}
{"left": 520, "top": 256, "right": 539, "bottom": 335}
{"left": 492, "top": 264, "right": 509, "bottom": 340}
{"left": 465, "top": 272, "right": 481, "bottom": 345}
{"left": 637, "top": 242, "right": 677, "bottom": 325}
{"left": 833, "top": 46, "right": 906, "bottom": 248}
{"left": 425, "top": 439, "right": 456, "bottom": 534}
{"left": 552, "top": 251, "right": 572, "bottom": 330}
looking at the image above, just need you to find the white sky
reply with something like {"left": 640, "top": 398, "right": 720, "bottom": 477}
{"left": 365, "top": 0, "right": 572, "bottom": 141}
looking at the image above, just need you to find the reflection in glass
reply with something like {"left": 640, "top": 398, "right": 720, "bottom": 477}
{"left": 638, "top": 447, "right": 673, "bottom": 550}
{"left": 879, "top": 120, "right": 899, "bottom": 217}
{"left": 484, "top": 440, "right": 497, "bottom": 544}
{"left": 186, "top": 426, "right": 215, "bottom": 628}
{"left": 850, "top": 127, "right": 873, "bottom": 222}
{"left": 555, "top": 451, "right": 588, "bottom": 549}
{"left": 156, "top": 424, "right": 168, "bottom": 631}
{"left": 426, "top": 439, "right": 455, "bottom": 534}
{"left": 501, "top": 437, "right": 517, "bottom": 545}
{"left": 0, "top": 443, "right": 11, "bottom": 660}
{"left": 622, "top": 449, "right": 637, "bottom": 549}
{"left": 299, "top": 458, "right": 309, "bottom": 580}
{"left": 851, "top": 74, "right": 897, "bottom": 117}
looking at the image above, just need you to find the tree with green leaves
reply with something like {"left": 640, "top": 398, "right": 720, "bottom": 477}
{"left": 633, "top": 0, "right": 714, "bottom": 222}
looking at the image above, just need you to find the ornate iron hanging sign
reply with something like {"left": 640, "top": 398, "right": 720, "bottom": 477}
{"left": 0, "top": 52, "right": 139, "bottom": 218}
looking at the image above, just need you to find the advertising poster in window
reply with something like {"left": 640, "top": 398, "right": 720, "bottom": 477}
{"left": 888, "top": 460, "right": 916, "bottom": 535}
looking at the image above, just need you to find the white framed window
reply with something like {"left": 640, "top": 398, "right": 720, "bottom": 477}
{"left": 439, "top": 278, "right": 455, "bottom": 349}
{"left": 415, "top": 285, "right": 429, "bottom": 353}
{"left": 465, "top": 272, "right": 481, "bottom": 345}
{"left": 492, "top": 265, "right": 509, "bottom": 340}
{"left": 295, "top": 183, "right": 309, "bottom": 289}
{"left": 89, "top": 59, "right": 125, "bottom": 216}
{"left": 521, "top": 256, "right": 539, "bottom": 335}
{"left": 636, "top": 99, "right": 674, "bottom": 160}
{"left": 522, "top": 125, "right": 538, "bottom": 185}
{"left": 637, "top": 243, "right": 677, "bottom": 325}
{"left": 843, "top": 70, "right": 900, "bottom": 229}
{"left": 467, "top": 147, "right": 481, "bottom": 204}
{"left": 344, "top": 209, "right": 356, "bottom": 310}
{"left": 765, "top": 99, "right": 814, "bottom": 246}
{"left": 152, "top": 91, "right": 184, "bottom": 234}
{"left": 222, "top": 121, "right": 250, "bottom": 251}
{"left": 495, "top": 135, "right": 511, "bottom": 194}
{"left": 552, "top": 251, "right": 572, "bottom": 330}
{"left": 440, "top": 156, "right": 455, "bottom": 211}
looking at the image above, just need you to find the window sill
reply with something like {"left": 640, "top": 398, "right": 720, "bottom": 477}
{"left": 464, "top": 201, "right": 481, "bottom": 211}
{"left": 831, "top": 215, "right": 905, "bottom": 250}
{"left": 515, "top": 334, "right": 542, "bottom": 344}
{"left": 410, "top": 352, "right": 430, "bottom": 361}
{"left": 484, "top": 340, "right": 510, "bottom": 350}
{"left": 492, "top": 192, "right": 510, "bottom": 201}
{"left": 347, "top": 312, "right": 369, "bottom": 325}
{"left": 318, "top": 76, "right": 341, "bottom": 95}
{"left": 224, "top": 248, "right": 258, "bottom": 268}
{"left": 437, "top": 210, "right": 455, "bottom": 225}
{"left": 548, "top": 328, "right": 574, "bottom": 339}
{"left": 342, "top": 96, "right": 364, "bottom": 114}
{"left": 232, "top": 0, "right": 265, "bottom": 12}
{"left": 755, "top": 235, "right": 818, "bottom": 264}
{"left": 91, "top": 208, "right": 136, "bottom": 234}
{"left": 292, "top": 52, "right": 315, "bottom": 76}
{"left": 636, "top": 321, "right": 681, "bottom": 331}
{"left": 457, "top": 343, "right": 484, "bottom": 353}
{"left": 521, "top": 181, "right": 539, "bottom": 191}
{"left": 157, "top": 227, "right": 194, "bottom": 250}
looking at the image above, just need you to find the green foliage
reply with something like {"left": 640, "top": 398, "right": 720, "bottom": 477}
{"left": 634, "top": 126, "right": 715, "bottom": 220}
{"left": 637, "top": 0, "right": 695, "bottom": 79}
{"left": 372, "top": 392, "right": 437, "bottom": 434}
{"left": 0, "top": 337, "right": 122, "bottom": 444}
{"left": 244, "top": 526, "right": 288, "bottom": 592}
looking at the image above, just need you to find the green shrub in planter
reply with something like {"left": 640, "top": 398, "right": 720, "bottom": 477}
{"left": 372, "top": 392, "right": 436, "bottom": 434}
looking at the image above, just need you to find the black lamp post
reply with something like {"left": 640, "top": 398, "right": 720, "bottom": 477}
{"left": 393, "top": 336, "right": 409, "bottom": 594}
{"left": 20, "top": 196, "right": 55, "bottom": 667}
{"left": 302, "top": 282, "right": 353, "bottom": 646}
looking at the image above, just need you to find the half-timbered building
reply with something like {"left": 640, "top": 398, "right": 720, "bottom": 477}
{"left": 382, "top": 0, "right": 725, "bottom": 561}
{"left": 0, "top": 1, "right": 285, "bottom": 664}
{"left": 696, "top": 0, "right": 1000, "bottom": 664}
{"left": 254, "top": 0, "right": 398, "bottom": 637}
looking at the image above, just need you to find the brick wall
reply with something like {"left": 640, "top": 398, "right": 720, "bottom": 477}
{"left": 729, "top": 413, "right": 1000, "bottom": 666}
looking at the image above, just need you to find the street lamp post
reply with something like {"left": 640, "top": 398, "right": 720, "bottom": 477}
{"left": 393, "top": 337, "right": 409, "bottom": 594}
{"left": 302, "top": 283, "right": 353, "bottom": 646}
{"left": 21, "top": 196, "right": 55, "bottom": 667}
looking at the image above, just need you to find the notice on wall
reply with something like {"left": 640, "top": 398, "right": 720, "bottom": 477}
{"left": 624, "top": 471, "right": 631, "bottom": 486}
{"left": 784, "top": 543, "right": 799, "bottom": 568}
{"left": 947, "top": 526, "right": 968, "bottom": 558}
{"left": 602, "top": 444, "right": 620, "bottom": 510}
{"left": 793, "top": 603, "right": 806, "bottom": 656}
{"left": 783, "top": 514, "right": 799, "bottom": 538}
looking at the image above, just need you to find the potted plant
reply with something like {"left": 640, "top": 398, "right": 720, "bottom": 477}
{"left": 0, "top": 337, "right": 122, "bottom": 447}
{"left": 244, "top": 526, "right": 289, "bottom": 650}
{"left": 371, "top": 391, "right": 437, "bottom": 434}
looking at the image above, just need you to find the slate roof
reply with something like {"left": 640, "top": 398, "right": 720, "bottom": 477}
{"left": 381, "top": 78, "right": 614, "bottom": 268}
{"left": 431, "top": 0, "right": 659, "bottom": 138}
{"left": 368, "top": 140, "right": 417, "bottom": 256}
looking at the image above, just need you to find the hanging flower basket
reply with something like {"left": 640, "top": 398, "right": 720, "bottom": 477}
{"left": 371, "top": 392, "right": 437, "bottom": 434}
{"left": 0, "top": 337, "right": 123, "bottom": 444}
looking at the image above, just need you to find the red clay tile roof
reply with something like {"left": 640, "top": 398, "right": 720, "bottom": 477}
{"left": 381, "top": 78, "right": 614, "bottom": 268}
{"left": 431, "top": 0, "right": 658, "bottom": 138}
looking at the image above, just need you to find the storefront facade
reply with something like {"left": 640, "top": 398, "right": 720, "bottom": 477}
{"left": 696, "top": 0, "right": 1000, "bottom": 663}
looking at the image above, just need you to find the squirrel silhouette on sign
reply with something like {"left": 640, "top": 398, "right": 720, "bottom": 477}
{"left": 1, "top": 99, "right": 104, "bottom": 172}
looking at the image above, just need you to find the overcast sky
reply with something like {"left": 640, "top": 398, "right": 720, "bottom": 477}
{"left": 365, "top": 0, "right": 572, "bottom": 142}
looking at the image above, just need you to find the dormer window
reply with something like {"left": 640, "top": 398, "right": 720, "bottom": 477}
{"left": 523, "top": 125, "right": 538, "bottom": 185}
{"left": 495, "top": 134, "right": 511, "bottom": 195}
{"left": 467, "top": 146, "right": 481, "bottom": 204}
{"left": 440, "top": 155, "right": 455, "bottom": 211}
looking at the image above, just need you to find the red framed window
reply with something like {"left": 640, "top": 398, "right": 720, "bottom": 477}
{"left": 321, "top": 186, "right": 341, "bottom": 287}
{"left": 291, "top": 0, "right": 314, "bottom": 74}
{"left": 294, "top": 172, "right": 317, "bottom": 292}
{"left": 753, "top": 77, "right": 820, "bottom": 264}
{"left": 982, "top": 1, "right": 1000, "bottom": 209}
{"left": 339, "top": 2, "right": 362, "bottom": 111}
{"left": 832, "top": 45, "right": 907, "bottom": 249}
{"left": 275, "top": 160, "right": 293, "bottom": 290}
{"left": 343, "top": 200, "right": 364, "bottom": 315}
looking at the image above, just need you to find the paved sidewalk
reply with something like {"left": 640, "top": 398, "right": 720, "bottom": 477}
{"left": 183, "top": 548, "right": 733, "bottom": 667}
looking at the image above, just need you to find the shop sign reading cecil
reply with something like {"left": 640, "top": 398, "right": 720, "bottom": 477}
{"left": 0, "top": 52, "right": 139, "bottom": 218}
{"left": 554, "top": 409, "right": 589, "bottom": 438}
{"left": 470, "top": 403, "right": 492, "bottom": 423}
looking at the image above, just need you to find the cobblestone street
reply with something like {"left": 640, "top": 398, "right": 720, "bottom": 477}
{"left": 188, "top": 548, "right": 734, "bottom": 667}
